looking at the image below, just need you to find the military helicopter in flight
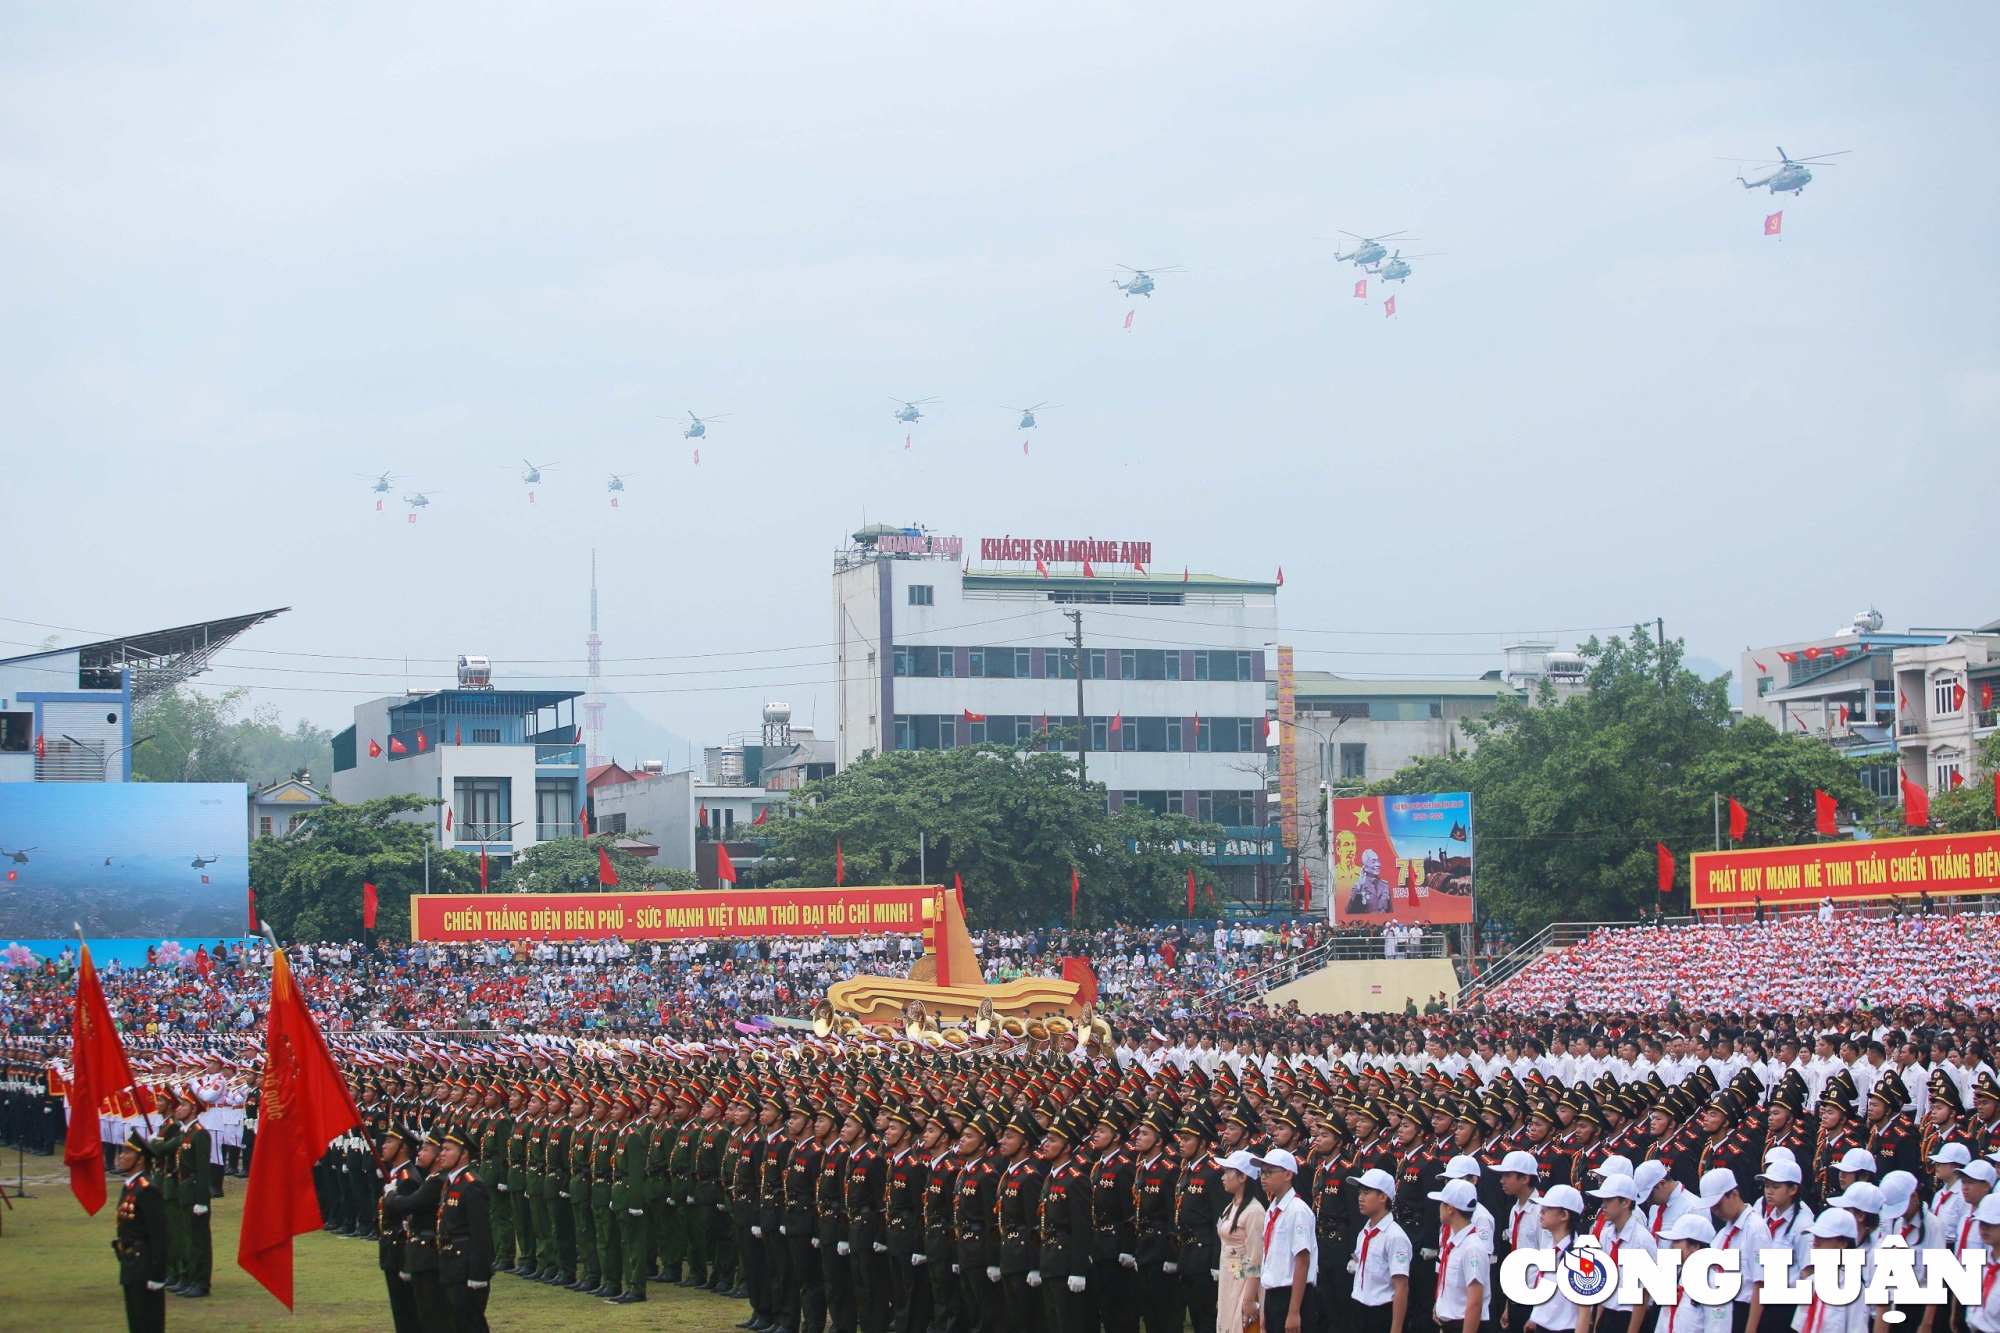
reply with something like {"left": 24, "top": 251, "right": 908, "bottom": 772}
{"left": 1005, "top": 403, "right": 1061, "bottom": 430}
{"left": 607, "top": 472, "right": 639, "bottom": 494}
{"left": 358, "top": 470, "right": 403, "bottom": 494}
{"left": 511, "top": 459, "right": 557, "bottom": 485}
{"left": 1334, "top": 232, "right": 1409, "bottom": 269}
{"left": 892, "top": 397, "right": 941, "bottom": 424}
{"left": 1728, "top": 147, "right": 1850, "bottom": 196}
{"left": 1372, "top": 251, "right": 1444, "bottom": 283}
{"left": 403, "top": 491, "right": 438, "bottom": 510}
{"left": 0, "top": 846, "right": 35, "bottom": 865}
{"left": 1110, "top": 265, "right": 1182, "bottom": 297}
{"left": 190, "top": 854, "right": 219, "bottom": 869}
{"left": 680, "top": 412, "right": 728, "bottom": 440}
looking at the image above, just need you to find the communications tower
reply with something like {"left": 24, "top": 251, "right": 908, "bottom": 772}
{"left": 584, "top": 550, "right": 606, "bottom": 765}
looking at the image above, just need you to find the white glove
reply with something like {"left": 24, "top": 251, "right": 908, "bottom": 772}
{"left": 1210, "top": 1269, "right": 1221, "bottom": 1281}
{"left": 912, "top": 1254, "right": 928, "bottom": 1267}
{"left": 778, "top": 1225, "right": 787, "bottom": 1236}
{"left": 384, "top": 1183, "right": 398, "bottom": 1196}
{"left": 717, "top": 1203, "right": 728, "bottom": 1213}
{"left": 1119, "top": 1253, "right": 1138, "bottom": 1270}
{"left": 685, "top": 1196, "right": 695, "bottom": 1205}
{"left": 559, "top": 1191, "right": 571, "bottom": 1200}
{"left": 952, "top": 1263, "right": 960, "bottom": 1274}
{"left": 837, "top": 1240, "right": 852, "bottom": 1256}
{"left": 399, "top": 1271, "right": 412, "bottom": 1281}
{"left": 812, "top": 1237, "right": 821, "bottom": 1249}
{"left": 467, "top": 1280, "right": 489, "bottom": 1290}
{"left": 663, "top": 1198, "right": 677, "bottom": 1207}
{"left": 873, "top": 1241, "right": 888, "bottom": 1253}
{"left": 1420, "top": 1248, "right": 1439, "bottom": 1261}
{"left": 751, "top": 1226, "right": 764, "bottom": 1238}
{"left": 1027, "top": 1270, "right": 1043, "bottom": 1288}
{"left": 147, "top": 1281, "right": 166, "bottom": 1291}
{"left": 985, "top": 1266, "right": 1002, "bottom": 1283}
{"left": 193, "top": 1205, "right": 209, "bottom": 1216}
{"left": 1068, "top": 1275, "right": 1087, "bottom": 1294}
{"left": 630, "top": 1208, "right": 645, "bottom": 1217}
{"left": 1163, "top": 1261, "right": 1179, "bottom": 1274}
{"left": 495, "top": 1183, "right": 508, "bottom": 1192}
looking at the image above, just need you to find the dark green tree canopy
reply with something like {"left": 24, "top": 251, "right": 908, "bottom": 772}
{"left": 249, "top": 794, "right": 479, "bottom": 941}
{"left": 498, "top": 833, "right": 696, "bottom": 894}
{"left": 759, "top": 743, "right": 1223, "bottom": 926}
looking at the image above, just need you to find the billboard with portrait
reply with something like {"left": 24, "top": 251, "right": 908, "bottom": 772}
{"left": 0, "top": 782, "right": 249, "bottom": 939}
{"left": 1330, "top": 791, "right": 1474, "bottom": 925}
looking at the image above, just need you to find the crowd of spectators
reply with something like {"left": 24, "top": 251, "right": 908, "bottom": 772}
{"left": 1487, "top": 911, "right": 2000, "bottom": 1014}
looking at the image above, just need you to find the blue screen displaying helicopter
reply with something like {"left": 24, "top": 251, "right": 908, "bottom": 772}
{"left": 0, "top": 782, "right": 248, "bottom": 940}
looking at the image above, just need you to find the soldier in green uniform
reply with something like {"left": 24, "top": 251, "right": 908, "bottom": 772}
{"left": 113, "top": 1129, "right": 169, "bottom": 1333}
{"left": 613, "top": 1089, "right": 652, "bottom": 1303}
{"left": 671, "top": 1087, "right": 707, "bottom": 1287}
{"left": 590, "top": 1091, "right": 624, "bottom": 1298}
{"left": 506, "top": 1087, "right": 537, "bottom": 1276}
{"left": 146, "top": 1104, "right": 186, "bottom": 1295}
{"left": 645, "top": 1086, "right": 680, "bottom": 1284}
{"left": 172, "top": 1090, "right": 213, "bottom": 1297}
{"left": 480, "top": 1084, "right": 515, "bottom": 1274}
{"left": 697, "top": 1088, "right": 735, "bottom": 1293}
{"left": 549, "top": 1089, "right": 581, "bottom": 1285}
{"left": 568, "top": 1090, "right": 600, "bottom": 1294}
{"left": 728, "top": 1085, "right": 766, "bottom": 1311}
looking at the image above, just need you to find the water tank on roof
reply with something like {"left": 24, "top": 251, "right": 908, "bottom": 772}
{"left": 639, "top": 759, "right": 664, "bottom": 775}
{"left": 456, "top": 655, "right": 493, "bottom": 689}
{"left": 1546, "top": 652, "right": 1586, "bottom": 679}
{"left": 763, "top": 702, "right": 793, "bottom": 726}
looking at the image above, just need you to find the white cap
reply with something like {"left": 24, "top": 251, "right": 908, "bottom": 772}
{"left": 1589, "top": 1174, "right": 1641, "bottom": 1202}
{"left": 1764, "top": 1146, "right": 1798, "bottom": 1168}
{"left": 1756, "top": 1159, "right": 1803, "bottom": 1185}
{"left": 1976, "top": 1195, "right": 2000, "bottom": 1226}
{"left": 1251, "top": 1149, "right": 1300, "bottom": 1176}
{"left": 1499, "top": 1150, "right": 1541, "bottom": 1177}
{"left": 1429, "top": 1179, "right": 1480, "bottom": 1212}
{"left": 1592, "top": 1155, "right": 1635, "bottom": 1179}
{"left": 1879, "top": 1171, "right": 1919, "bottom": 1213}
{"left": 1697, "top": 1168, "right": 1741, "bottom": 1207}
{"left": 1662, "top": 1214, "right": 1717, "bottom": 1244}
{"left": 1349, "top": 1166, "right": 1397, "bottom": 1198}
{"left": 1836, "top": 1148, "right": 1878, "bottom": 1174}
{"left": 1632, "top": 1160, "right": 1670, "bottom": 1197}
{"left": 1533, "top": 1184, "right": 1586, "bottom": 1214}
{"left": 1932, "top": 1143, "right": 1973, "bottom": 1166}
{"left": 1444, "top": 1154, "right": 1482, "bottom": 1181}
{"left": 1827, "top": 1182, "right": 1886, "bottom": 1215}
{"left": 1218, "top": 1149, "right": 1260, "bottom": 1177}
{"left": 1810, "top": 1210, "right": 1859, "bottom": 1241}
{"left": 1965, "top": 1161, "right": 1998, "bottom": 1185}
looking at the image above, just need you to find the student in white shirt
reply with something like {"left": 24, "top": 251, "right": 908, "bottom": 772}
{"left": 1583, "top": 1174, "right": 1658, "bottom": 1333}
{"left": 1698, "top": 1168, "right": 1771, "bottom": 1333}
{"left": 1526, "top": 1184, "right": 1587, "bottom": 1333}
{"left": 1430, "top": 1180, "right": 1493, "bottom": 1333}
{"left": 1929, "top": 1143, "right": 1972, "bottom": 1243}
{"left": 1636, "top": 1160, "right": 1701, "bottom": 1238}
{"left": 1966, "top": 1195, "right": 2000, "bottom": 1333}
{"left": 1442, "top": 1156, "right": 1497, "bottom": 1251}
{"left": 1252, "top": 1149, "right": 1319, "bottom": 1333}
{"left": 1946, "top": 1160, "right": 1996, "bottom": 1278}
{"left": 1659, "top": 1213, "right": 1730, "bottom": 1333}
{"left": 1350, "top": 1167, "right": 1412, "bottom": 1333}
{"left": 1756, "top": 1158, "right": 1817, "bottom": 1285}
{"left": 1793, "top": 1210, "right": 1870, "bottom": 1333}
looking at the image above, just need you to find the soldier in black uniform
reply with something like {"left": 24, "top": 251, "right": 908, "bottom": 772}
{"left": 113, "top": 1130, "right": 170, "bottom": 1333}
{"left": 953, "top": 1111, "right": 1003, "bottom": 1333}
{"left": 1037, "top": 1108, "right": 1094, "bottom": 1333}
{"left": 1131, "top": 1106, "right": 1181, "bottom": 1333}
{"left": 817, "top": 1103, "right": 857, "bottom": 1333}
{"left": 844, "top": 1099, "right": 889, "bottom": 1333}
{"left": 377, "top": 1126, "right": 423, "bottom": 1333}
{"left": 919, "top": 1109, "right": 961, "bottom": 1333}
{"left": 756, "top": 1091, "right": 796, "bottom": 1333}
{"left": 785, "top": 1099, "right": 827, "bottom": 1333}
{"left": 1087, "top": 1103, "right": 1139, "bottom": 1333}
{"left": 384, "top": 1131, "right": 452, "bottom": 1332}
{"left": 436, "top": 1129, "right": 495, "bottom": 1333}
{"left": 996, "top": 1105, "right": 1047, "bottom": 1333}
{"left": 882, "top": 1101, "right": 930, "bottom": 1333}
{"left": 1172, "top": 1110, "right": 1224, "bottom": 1333}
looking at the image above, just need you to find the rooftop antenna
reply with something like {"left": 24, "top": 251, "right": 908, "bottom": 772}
{"left": 584, "top": 550, "right": 606, "bottom": 766}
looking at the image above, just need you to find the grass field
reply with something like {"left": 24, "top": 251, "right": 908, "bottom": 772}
{"left": 0, "top": 1161, "right": 743, "bottom": 1331}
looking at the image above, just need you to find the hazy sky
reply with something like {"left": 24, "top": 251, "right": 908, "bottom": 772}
{"left": 5, "top": 4, "right": 1995, "bottom": 748}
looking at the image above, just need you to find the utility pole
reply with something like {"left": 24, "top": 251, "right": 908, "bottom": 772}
{"left": 1065, "top": 610, "right": 1087, "bottom": 787}
{"left": 1656, "top": 616, "right": 1667, "bottom": 693}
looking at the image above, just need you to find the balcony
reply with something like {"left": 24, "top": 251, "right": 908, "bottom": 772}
{"left": 536, "top": 744, "right": 583, "bottom": 767}
{"left": 535, "top": 823, "right": 573, "bottom": 842}
{"left": 1900, "top": 722, "right": 1919, "bottom": 736}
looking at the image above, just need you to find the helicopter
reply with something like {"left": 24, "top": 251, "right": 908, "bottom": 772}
{"left": 1110, "top": 265, "right": 1182, "bottom": 297}
{"left": 511, "top": 459, "right": 557, "bottom": 485}
{"left": 1728, "top": 147, "right": 1849, "bottom": 196}
{"left": 607, "top": 472, "right": 639, "bottom": 493}
{"left": 892, "top": 397, "right": 940, "bottom": 424}
{"left": 1005, "top": 402, "right": 1061, "bottom": 430}
{"left": 1372, "top": 251, "right": 1444, "bottom": 283}
{"left": 681, "top": 412, "right": 728, "bottom": 440}
{"left": 190, "top": 854, "right": 218, "bottom": 869}
{"left": 357, "top": 471, "right": 403, "bottom": 494}
{"left": 403, "top": 491, "right": 438, "bottom": 510}
{"left": 0, "top": 847, "right": 35, "bottom": 865}
{"left": 1333, "top": 232, "right": 1409, "bottom": 269}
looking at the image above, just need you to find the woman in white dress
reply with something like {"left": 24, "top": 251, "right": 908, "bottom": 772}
{"left": 1214, "top": 1149, "right": 1268, "bottom": 1332}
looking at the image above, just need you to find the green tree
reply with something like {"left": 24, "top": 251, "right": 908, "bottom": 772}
{"left": 498, "top": 833, "right": 697, "bottom": 894}
{"left": 1924, "top": 732, "right": 2000, "bottom": 834}
{"left": 759, "top": 743, "right": 1221, "bottom": 926}
{"left": 1364, "top": 627, "right": 1873, "bottom": 933}
{"left": 250, "top": 794, "right": 480, "bottom": 941}
{"left": 132, "top": 687, "right": 249, "bottom": 783}
{"left": 231, "top": 704, "right": 337, "bottom": 788}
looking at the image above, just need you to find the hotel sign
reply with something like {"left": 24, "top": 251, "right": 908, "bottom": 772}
{"left": 979, "top": 537, "right": 1154, "bottom": 565}
{"left": 876, "top": 533, "right": 963, "bottom": 557}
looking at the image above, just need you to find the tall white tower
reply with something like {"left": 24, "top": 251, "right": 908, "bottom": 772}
{"left": 584, "top": 550, "right": 606, "bottom": 766}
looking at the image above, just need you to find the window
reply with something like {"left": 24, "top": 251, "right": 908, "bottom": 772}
{"left": 894, "top": 646, "right": 953, "bottom": 677}
{"left": 0, "top": 712, "right": 30, "bottom": 752}
{"left": 1934, "top": 677, "right": 1963, "bottom": 716}
{"left": 894, "top": 716, "right": 914, "bottom": 750}
{"left": 1132, "top": 790, "right": 1168, "bottom": 814}
{"left": 472, "top": 727, "right": 502, "bottom": 744}
{"left": 1340, "top": 743, "right": 1368, "bottom": 779}
{"left": 453, "top": 777, "right": 512, "bottom": 841}
{"left": 1167, "top": 790, "right": 1185, "bottom": 815}
{"left": 1756, "top": 677, "right": 1773, "bottom": 698}
{"left": 535, "top": 779, "right": 576, "bottom": 837}
{"left": 604, "top": 812, "right": 628, "bottom": 835}
{"left": 1936, "top": 762, "right": 1962, "bottom": 791}
{"left": 1165, "top": 717, "right": 1182, "bottom": 751}
{"left": 1197, "top": 716, "right": 1256, "bottom": 753}
{"left": 1135, "top": 716, "right": 1168, "bottom": 752}
{"left": 1090, "top": 717, "right": 1109, "bottom": 752}
{"left": 1088, "top": 649, "right": 1107, "bottom": 679}
{"left": 288, "top": 813, "right": 308, "bottom": 833}
{"left": 1859, "top": 765, "right": 1898, "bottom": 800}
{"left": 908, "top": 584, "right": 934, "bottom": 606}
{"left": 970, "top": 647, "right": 1029, "bottom": 678}
{"left": 258, "top": 815, "right": 273, "bottom": 838}
{"left": 1054, "top": 648, "right": 1079, "bottom": 679}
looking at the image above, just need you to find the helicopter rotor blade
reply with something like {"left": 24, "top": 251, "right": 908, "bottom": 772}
{"left": 1791, "top": 151, "right": 1850, "bottom": 164}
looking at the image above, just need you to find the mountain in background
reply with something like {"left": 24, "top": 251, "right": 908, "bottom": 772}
{"left": 597, "top": 694, "right": 701, "bottom": 771}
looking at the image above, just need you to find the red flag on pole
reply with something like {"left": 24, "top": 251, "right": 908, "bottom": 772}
{"left": 1949, "top": 770, "right": 1965, "bottom": 789}
{"left": 1109, "top": 712, "right": 1122, "bottom": 732}
{"left": 35, "top": 732, "right": 45, "bottom": 759}
{"left": 835, "top": 841, "right": 844, "bottom": 886}
{"left": 1728, "top": 798, "right": 1748, "bottom": 841}
{"left": 1838, "top": 703, "right": 1850, "bottom": 727}
{"left": 454, "top": 725, "right": 462, "bottom": 746}
{"left": 367, "top": 738, "right": 382, "bottom": 758}
{"left": 65, "top": 944, "right": 137, "bottom": 1214}
{"left": 1070, "top": 867, "right": 1080, "bottom": 916}
{"left": 1754, "top": 660, "right": 1768, "bottom": 674}
{"left": 1655, "top": 842, "right": 1675, "bottom": 895}
{"left": 1191, "top": 713, "right": 1201, "bottom": 741}
{"left": 1954, "top": 683, "right": 1967, "bottom": 711}
{"left": 598, "top": 845, "right": 619, "bottom": 886}
{"left": 1276, "top": 566, "right": 1284, "bottom": 587}
{"left": 1060, "top": 957, "right": 1098, "bottom": 1006}
{"left": 715, "top": 842, "right": 738, "bottom": 885}
{"left": 698, "top": 801, "right": 708, "bottom": 828}
{"left": 445, "top": 807, "right": 452, "bottom": 833}
{"left": 248, "top": 885, "right": 258, "bottom": 933}
{"left": 952, "top": 872, "right": 965, "bottom": 916}
{"left": 1353, "top": 278, "right": 1367, "bottom": 299}
{"left": 1187, "top": 866, "right": 1196, "bottom": 918}
{"left": 361, "top": 882, "right": 378, "bottom": 931}
{"left": 1035, "top": 557, "right": 1049, "bottom": 578}
{"left": 1814, "top": 789, "right": 1837, "bottom": 836}
{"left": 1983, "top": 681, "right": 1994, "bottom": 710}
{"left": 1123, "top": 310, "right": 1135, "bottom": 330}
{"left": 415, "top": 730, "right": 427, "bottom": 753}
{"left": 1384, "top": 295, "right": 1396, "bottom": 317}
{"left": 962, "top": 709, "right": 986, "bottom": 724}
{"left": 388, "top": 736, "right": 406, "bottom": 755}
{"left": 478, "top": 848, "right": 489, "bottom": 890}
{"left": 1081, "top": 560, "right": 1095, "bottom": 578}
{"left": 1764, "top": 211, "right": 1783, "bottom": 237}
{"left": 577, "top": 804, "right": 589, "bottom": 835}
{"left": 1902, "top": 773, "right": 1930, "bottom": 828}
{"left": 1299, "top": 863, "right": 1314, "bottom": 913}
{"left": 237, "top": 947, "right": 366, "bottom": 1309}
{"left": 752, "top": 805, "right": 769, "bottom": 826}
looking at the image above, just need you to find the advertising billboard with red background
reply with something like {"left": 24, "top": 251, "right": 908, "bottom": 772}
{"left": 411, "top": 885, "right": 937, "bottom": 942}
{"left": 1690, "top": 831, "right": 2000, "bottom": 909}
{"left": 1330, "top": 793, "right": 1474, "bottom": 925}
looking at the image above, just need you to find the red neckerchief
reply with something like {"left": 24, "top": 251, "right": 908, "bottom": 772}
{"left": 1263, "top": 1189, "right": 1289, "bottom": 1257}
{"left": 1358, "top": 1218, "right": 1380, "bottom": 1277}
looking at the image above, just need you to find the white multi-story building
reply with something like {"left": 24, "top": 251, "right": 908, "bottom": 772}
{"left": 1893, "top": 629, "right": 2000, "bottom": 797}
{"left": 831, "top": 525, "right": 1282, "bottom": 897}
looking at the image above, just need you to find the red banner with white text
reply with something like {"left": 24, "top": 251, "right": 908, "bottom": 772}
{"left": 1689, "top": 831, "right": 2000, "bottom": 909}
{"left": 410, "top": 885, "right": 939, "bottom": 941}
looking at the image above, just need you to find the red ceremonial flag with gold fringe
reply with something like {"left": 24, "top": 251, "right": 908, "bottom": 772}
{"left": 237, "top": 948, "right": 366, "bottom": 1308}
{"left": 66, "top": 944, "right": 138, "bottom": 1214}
